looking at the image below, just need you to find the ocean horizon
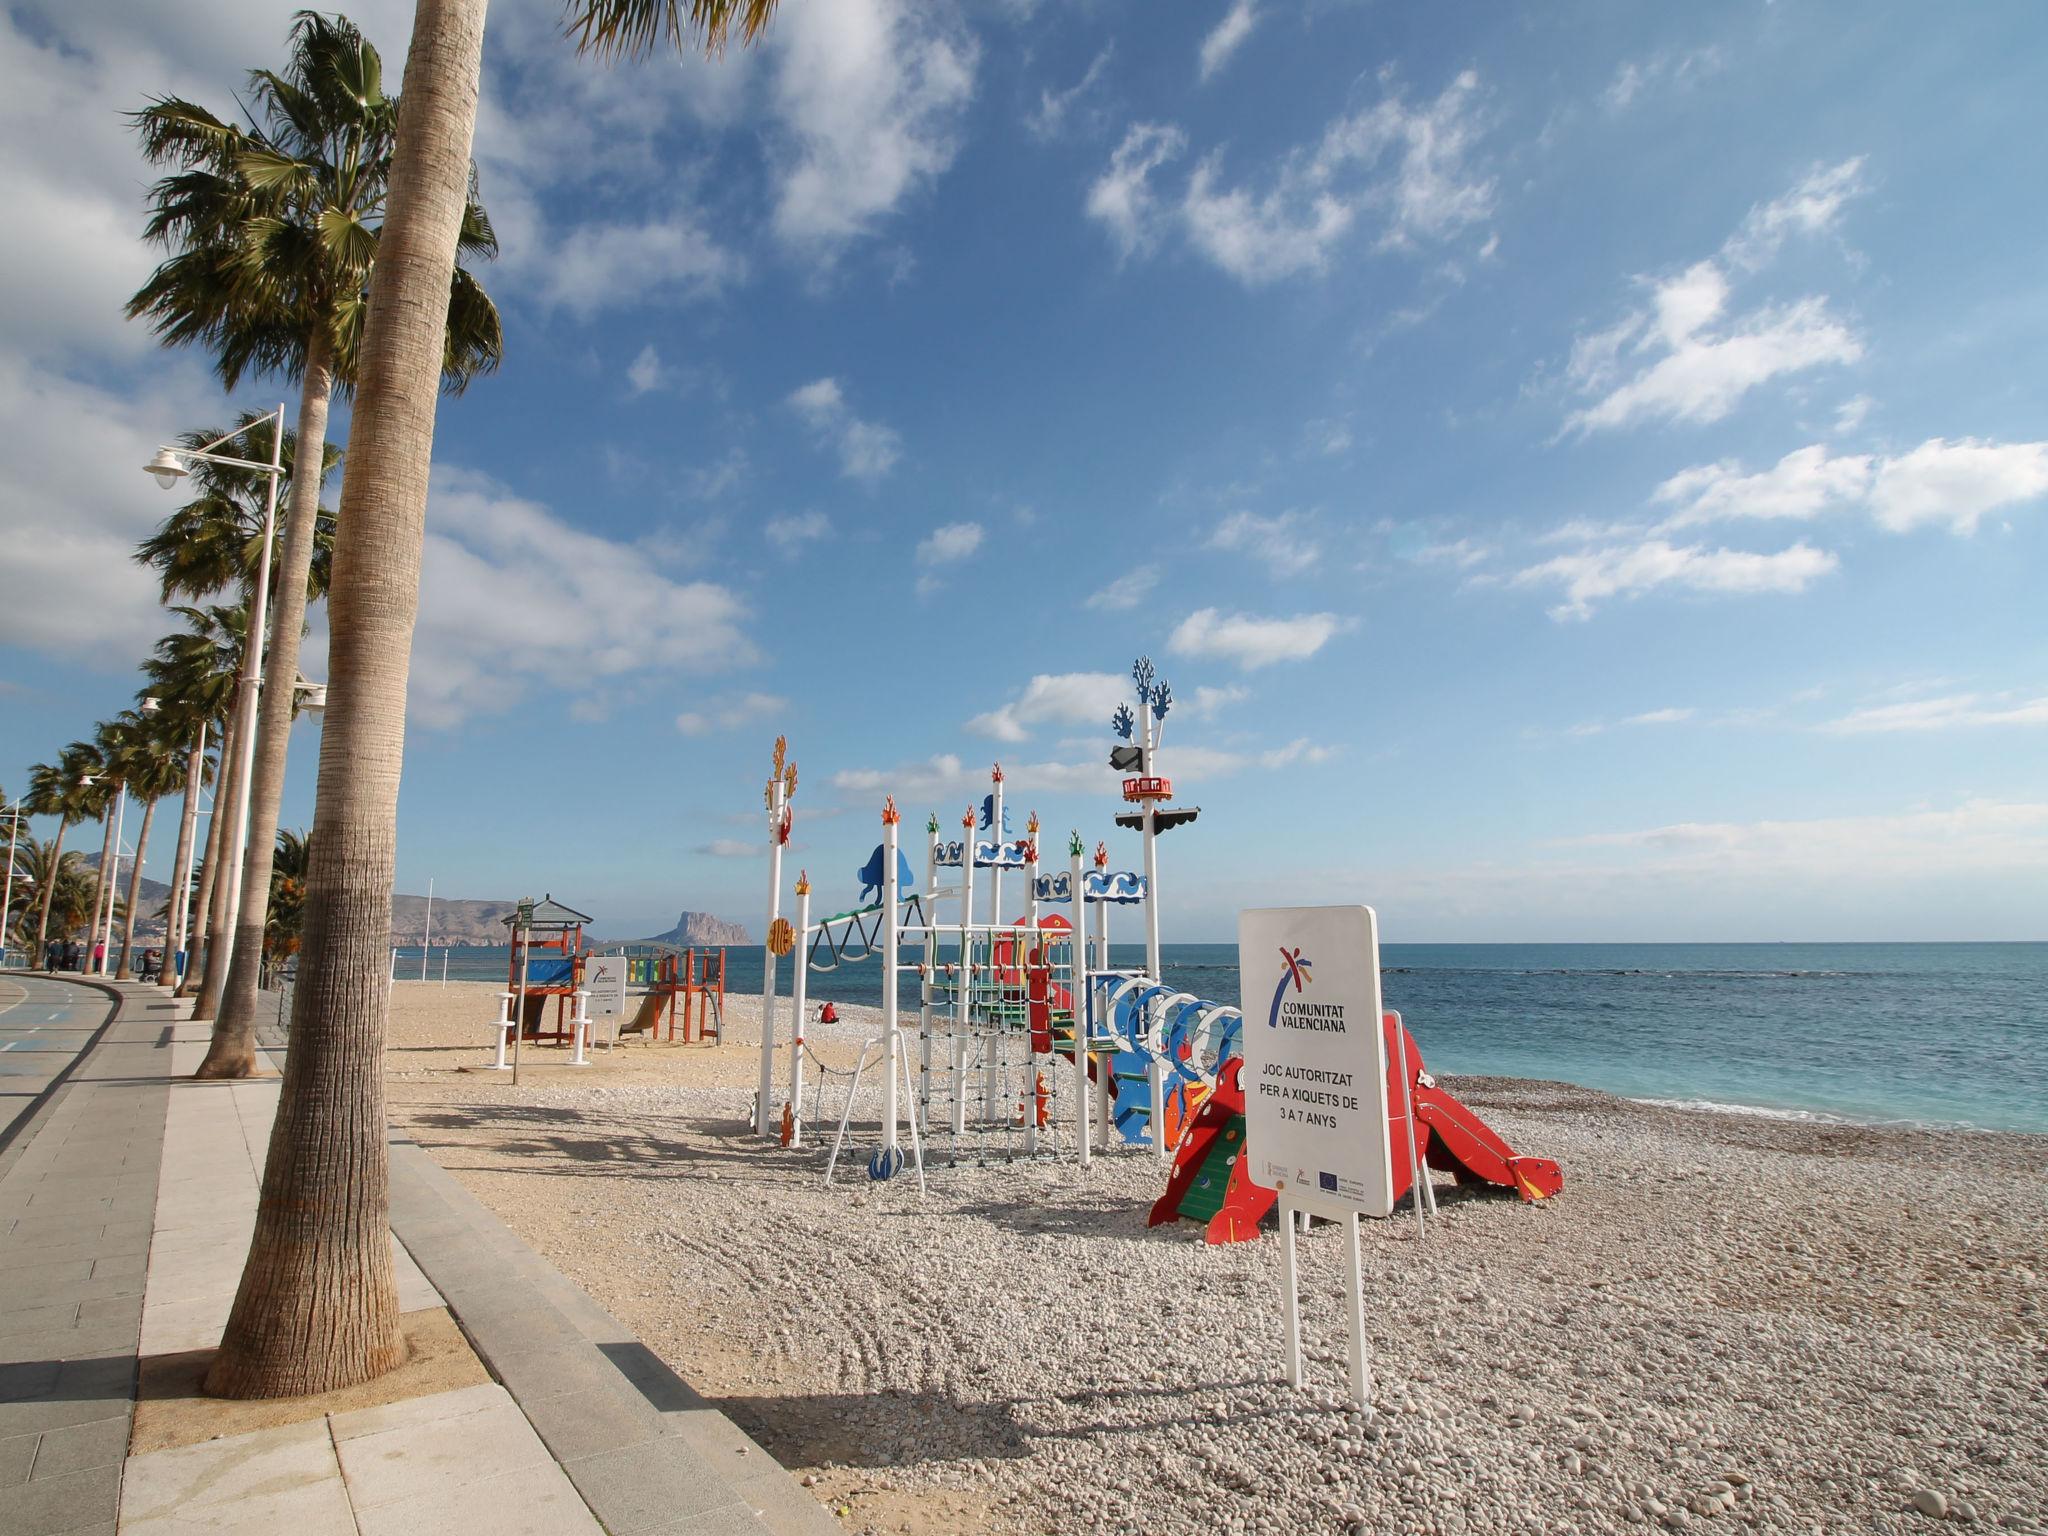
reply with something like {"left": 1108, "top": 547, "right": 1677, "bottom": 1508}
{"left": 387, "top": 939, "right": 2046, "bottom": 1135}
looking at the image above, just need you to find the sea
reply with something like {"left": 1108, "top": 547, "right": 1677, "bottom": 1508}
{"left": 389, "top": 941, "right": 2048, "bottom": 1135}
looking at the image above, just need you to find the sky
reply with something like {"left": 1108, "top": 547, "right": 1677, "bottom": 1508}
{"left": 2, "top": 0, "right": 2045, "bottom": 943}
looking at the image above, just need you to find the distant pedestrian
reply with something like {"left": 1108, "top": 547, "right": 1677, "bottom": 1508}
{"left": 139, "top": 949, "right": 160, "bottom": 982}
{"left": 92, "top": 939, "right": 105, "bottom": 973}
{"left": 45, "top": 938, "right": 60, "bottom": 972}
{"left": 64, "top": 940, "right": 81, "bottom": 972}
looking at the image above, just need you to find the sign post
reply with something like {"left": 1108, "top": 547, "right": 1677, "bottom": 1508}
{"left": 1237, "top": 905, "right": 1392, "bottom": 1411}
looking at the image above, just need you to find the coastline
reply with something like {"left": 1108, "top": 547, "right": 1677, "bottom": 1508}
{"left": 384, "top": 983, "right": 2048, "bottom": 1535}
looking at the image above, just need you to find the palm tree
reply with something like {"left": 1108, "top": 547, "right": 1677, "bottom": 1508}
{"left": 142, "top": 629, "right": 234, "bottom": 990}
{"left": 130, "top": 10, "right": 501, "bottom": 1077}
{"left": 265, "top": 828, "right": 312, "bottom": 984}
{"left": 145, "top": 606, "right": 246, "bottom": 996}
{"left": 200, "top": 0, "right": 779, "bottom": 1402}
{"left": 112, "top": 709, "right": 193, "bottom": 980}
{"left": 26, "top": 744, "right": 102, "bottom": 959}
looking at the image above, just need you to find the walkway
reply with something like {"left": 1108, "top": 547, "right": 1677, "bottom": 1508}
{"left": 0, "top": 974, "right": 120, "bottom": 1151}
{"left": 1, "top": 978, "right": 836, "bottom": 1536}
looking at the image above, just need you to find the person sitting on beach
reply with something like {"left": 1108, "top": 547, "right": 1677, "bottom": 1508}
{"left": 819, "top": 1001, "right": 839, "bottom": 1024}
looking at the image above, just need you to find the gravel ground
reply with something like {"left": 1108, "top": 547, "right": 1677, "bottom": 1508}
{"left": 385, "top": 981, "right": 2048, "bottom": 1536}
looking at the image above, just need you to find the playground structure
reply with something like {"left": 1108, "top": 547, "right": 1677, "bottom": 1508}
{"left": 613, "top": 946, "right": 727, "bottom": 1043}
{"left": 501, "top": 896, "right": 592, "bottom": 1044}
{"left": 752, "top": 656, "right": 1563, "bottom": 1236}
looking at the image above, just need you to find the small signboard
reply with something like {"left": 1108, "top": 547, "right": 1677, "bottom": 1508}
{"left": 1237, "top": 904, "right": 1392, "bottom": 1219}
{"left": 583, "top": 953, "right": 628, "bottom": 1019}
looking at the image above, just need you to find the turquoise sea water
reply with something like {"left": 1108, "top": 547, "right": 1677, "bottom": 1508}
{"left": 392, "top": 941, "right": 2047, "bottom": 1133}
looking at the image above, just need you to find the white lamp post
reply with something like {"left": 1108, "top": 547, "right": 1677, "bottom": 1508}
{"left": 143, "top": 408, "right": 286, "bottom": 988}
{"left": 1, "top": 797, "right": 27, "bottom": 966}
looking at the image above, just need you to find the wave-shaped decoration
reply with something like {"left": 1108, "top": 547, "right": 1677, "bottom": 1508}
{"left": 1085, "top": 870, "right": 1148, "bottom": 903}
{"left": 1033, "top": 873, "right": 1071, "bottom": 902}
{"left": 935, "top": 840, "right": 966, "bottom": 867}
{"left": 973, "top": 840, "right": 1031, "bottom": 868}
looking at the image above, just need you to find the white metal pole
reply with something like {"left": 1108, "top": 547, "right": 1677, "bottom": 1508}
{"left": 1280, "top": 1194, "right": 1303, "bottom": 1388}
{"left": 421, "top": 876, "right": 433, "bottom": 980}
{"left": 919, "top": 821, "right": 937, "bottom": 1123}
{"left": 881, "top": 808, "right": 901, "bottom": 1155}
{"left": 98, "top": 784, "right": 127, "bottom": 974}
{"left": 1023, "top": 824, "right": 1040, "bottom": 1156}
{"left": 954, "top": 810, "right": 973, "bottom": 1135}
{"left": 1092, "top": 876, "right": 1112, "bottom": 1152}
{"left": 1343, "top": 1210, "right": 1372, "bottom": 1410}
{"left": 988, "top": 769, "right": 1003, "bottom": 932}
{"left": 1071, "top": 841, "right": 1089, "bottom": 1169}
{"left": 984, "top": 773, "right": 1004, "bottom": 1119}
{"left": 513, "top": 930, "right": 529, "bottom": 1086}
{"left": 168, "top": 718, "right": 205, "bottom": 980}
{"left": 222, "top": 409, "right": 284, "bottom": 955}
{"left": 441, "top": 949, "right": 449, "bottom": 986}
{"left": 1, "top": 806, "right": 20, "bottom": 962}
{"left": 787, "top": 880, "right": 811, "bottom": 1144}
{"left": 756, "top": 770, "right": 786, "bottom": 1136}
{"left": 1394, "top": 1012, "right": 1426, "bottom": 1240}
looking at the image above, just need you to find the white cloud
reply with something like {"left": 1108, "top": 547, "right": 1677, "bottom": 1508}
{"left": 965, "top": 672, "right": 1125, "bottom": 742}
{"left": 1866, "top": 438, "right": 2048, "bottom": 535}
{"left": 1652, "top": 444, "right": 1873, "bottom": 530}
{"left": 696, "top": 839, "right": 760, "bottom": 859}
{"left": 765, "top": 0, "right": 978, "bottom": 257}
{"left": 1187, "top": 684, "right": 1249, "bottom": 719}
{"left": 1601, "top": 47, "right": 1725, "bottom": 114}
{"left": 676, "top": 692, "right": 788, "bottom": 736}
{"left": 1085, "top": 123, "right": 1187, "bottom": 261}
{"left": 1208, "top": 510, "right": 1321, "bottom": 577}
{"left": 1818, "top": 693, "right": 2048, "bottom": 734}
{"left": 1027, "top": 44, "right": 1113, "bottom": 141}
{"left": 765, "top": 511, "right": 832, "bottom": 555}
{"left": 1411, "top": 536, "right": 1496, "bottom": 570}
{"left": 529, "top": 213, "right": 742, "bottom": 318}
{"left": 1168, "top": 608, "right": 1346, "bottom": 669}
{"left": 832, "top": 752, "right": 1113, "bottom": 800}
{"left": 1723, "top": 157, "right": 1868, "bottom": 271}
{"left": 916, "top": 521, "right": 984, "bottom": 564}
{"left": 1169, "top": 71, "right": 1494, "bottom": 283}
{"left": 1834, "top": 394, "right": 1875, "bottom": 434}
{"left": 1198, "top": 0, "right": 1261, "bottom": 83}
{"left": 1305, "top": 418, "right": 1353, "bottom": 456}
{"left": 1624, "top": 707, "right": 1696, "bottom": 726}
{"left": 1550, "top": 798, "right": 2048, "bottom": 882}
{"left": 412, "top": 467, "right": 754, "bottom": 726}
{"left": 1563, "top": 160, "right": 1870, "bottom": 433}
{"left": 1647, "top": 437, "right": 2048, "bottom": 538}
{"left": 1567, "top": 289, "right": 1861, "bottom": 433}
{"left": 787, "top": 377, "right": 903, "bottom": 484}
{"left": 1084, "top": 565, "right": 1160, "bottom": 611}
{"left": 1513, "top": 537, "right": 1837, "bottom": 621}
{"left": 626, "top": 345, "right": 666, "bottom": 395}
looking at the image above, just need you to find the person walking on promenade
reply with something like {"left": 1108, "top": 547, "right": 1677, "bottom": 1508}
{"left": 45, "top": 938, "right": 61, "bottom": 972}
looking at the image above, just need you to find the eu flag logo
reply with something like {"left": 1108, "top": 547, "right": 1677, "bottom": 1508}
{"left": 1318, "top": 1171, "right": 1337, "bottom": 1193}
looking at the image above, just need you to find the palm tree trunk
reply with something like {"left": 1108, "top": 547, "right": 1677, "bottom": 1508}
{"left": 205, "top": 0, "right": 489, "bottom": 1400}
{"left": 205, "top": 336, "right": 336, "bottom": 1077}
{"left": 164, "top": 731, "right": 204, "bottom": 990}
{"left": 115, "top": 799, "right": 157, "bottom": 980}
{"left": 193, "top": 690, "right": 251, "bottom": 1018}
{"left": 178, "top": 718, "right": 234, "bottom": 1000}
{"left": 33, "top": 820, "right": 68, "bottom": 956}
{"left": 89, "top": 806, "right": 115, "bottom": 972}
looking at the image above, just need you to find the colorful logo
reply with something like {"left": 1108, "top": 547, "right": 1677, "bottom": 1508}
{"left": 1266, "top": 946, "right": 1312, "bottom": 1028}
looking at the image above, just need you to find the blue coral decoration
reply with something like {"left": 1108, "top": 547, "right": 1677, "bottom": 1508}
{"left": 1112, "top": 703, "right": 1135, "bottom": 741}
{"left": 1152, "top": 680, "right": 1172, "bottom": 720}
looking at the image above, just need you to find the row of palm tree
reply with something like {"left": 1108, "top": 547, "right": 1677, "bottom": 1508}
{"left": 14, "top": 1, "right": 780, "bottom": 1403}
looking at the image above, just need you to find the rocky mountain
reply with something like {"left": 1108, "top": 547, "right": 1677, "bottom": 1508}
{"left": 618, "top": 911, "right": 753, "bottom": 948}
{"left": 78, "top": 855, "right": 172, "bottom": 907}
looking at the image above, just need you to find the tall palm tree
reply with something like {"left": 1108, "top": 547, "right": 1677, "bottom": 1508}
{"left": 201, "top": 0, "right": 779, "bottom": 1402}
{"left": 130, "top": 10, "right": 501, "bottom": 1076}
{"left": 133, "top": 420, "right": 335, "bottom": 1019}
{"left": 265, "top": 828, "right": 313, "bottom": 985}
{"left": 145, "top": 606, "right": 244, "bottom": 993}
{"left": 26, "top": 744, "right": 102, "bottom": 959}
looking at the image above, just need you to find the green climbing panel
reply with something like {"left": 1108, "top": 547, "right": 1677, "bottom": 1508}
{"left": 1174, "top": 1114, "right": 1245, "bottom": 1226}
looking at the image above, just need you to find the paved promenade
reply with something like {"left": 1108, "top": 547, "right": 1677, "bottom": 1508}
{"left": 0, "top": 977, "right": 835, "bottom": 1536}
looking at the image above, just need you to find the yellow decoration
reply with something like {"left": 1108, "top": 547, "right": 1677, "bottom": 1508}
{"left": 768, "top": 917, "right": 796, "bottom": 957}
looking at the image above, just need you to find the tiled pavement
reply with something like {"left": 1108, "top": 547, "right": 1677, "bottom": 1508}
{"left": 0, "top": 978, "right": 837, "bottom": 1536}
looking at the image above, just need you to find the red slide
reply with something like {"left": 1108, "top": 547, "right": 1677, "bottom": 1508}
{"left": 1151, "top": 1013, "right": 1561, "bottom": 1244}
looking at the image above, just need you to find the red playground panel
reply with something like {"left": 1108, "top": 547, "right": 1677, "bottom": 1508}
{"left": 1149, "top": 1012, "right": 1563, "bottom": 1244}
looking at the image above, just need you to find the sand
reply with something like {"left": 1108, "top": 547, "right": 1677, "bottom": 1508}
{"left": 382, "top": 980, "right": 2048, "bottom": 1536}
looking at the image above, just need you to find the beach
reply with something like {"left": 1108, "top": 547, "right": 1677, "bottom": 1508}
{"left": 383, "top": 981, "right": 2048, "bottom": 1536}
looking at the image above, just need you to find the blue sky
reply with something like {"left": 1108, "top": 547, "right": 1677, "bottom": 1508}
{"left": 3, "top": 0, "right": 2045, "bottom": 942}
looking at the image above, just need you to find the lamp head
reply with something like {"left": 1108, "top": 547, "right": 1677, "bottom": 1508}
{"left": 294, "top": 679, "right": 327, "bottom": 716}
{"left": 143, "top": 448, "right": 189, "bottom": 489}
{"left": 140, "top": 697, "right": 160, "bottom": 713}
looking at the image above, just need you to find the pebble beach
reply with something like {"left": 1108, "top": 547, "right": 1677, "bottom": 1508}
{"left": 382, "top": 981, "right": 2048, "bottom": 1536}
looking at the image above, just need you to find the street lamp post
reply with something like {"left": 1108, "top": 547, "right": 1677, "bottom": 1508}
{"left": 1, "top": 797, "right": 27, "bottom": 966}
{"left": 143, "top": 408, "right": 286, "bottom": 994}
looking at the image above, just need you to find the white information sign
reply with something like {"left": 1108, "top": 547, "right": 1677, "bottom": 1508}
{"left": 583, "top": 953, "right": 628, "bottom": 1019}
{"left": 1237, "top": 905, "right": 1393, "bottom": 1218}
